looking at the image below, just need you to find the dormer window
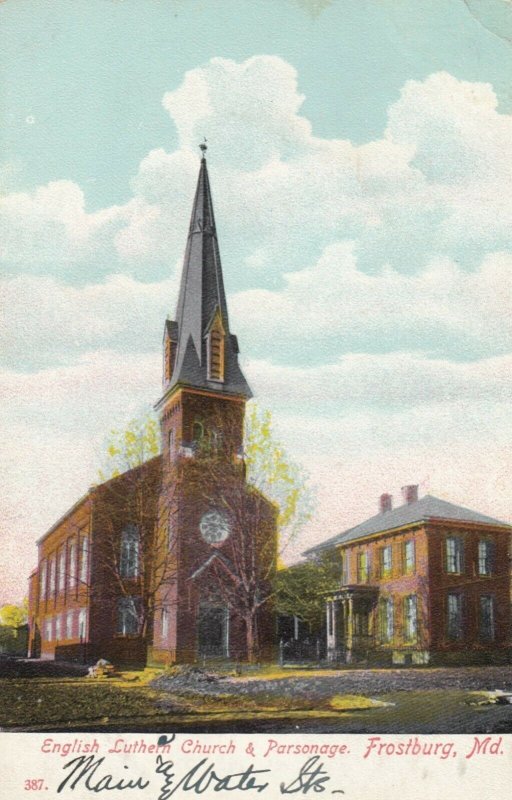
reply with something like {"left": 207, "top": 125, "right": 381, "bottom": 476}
{"left": 207, "top": 311, "right": 225, "bottom": 382}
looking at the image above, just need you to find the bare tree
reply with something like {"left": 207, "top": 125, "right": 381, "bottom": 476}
{"left": 184, "top": 403, "right": 313, "bottom": 662}
{"left": 92, "top": 414, "right": 177, "bottom": 641}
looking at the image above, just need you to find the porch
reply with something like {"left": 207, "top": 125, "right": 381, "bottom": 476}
{"left": 325, "top": 585, "right": 379, "bottom": 664}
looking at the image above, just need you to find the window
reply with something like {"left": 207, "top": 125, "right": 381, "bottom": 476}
{"left": 58, "top": 550, "right": 66, "bottom": 593}
{"left": 479, "top": 596, "right": 495, "bottom": 641}
{"left": 378, "top": 598, "right": 394, "bottom": 642}
{"left": 161, "top": 608, "right": 169, "bottom": 638}
{"left": 55, "top": 615, "right": 62, "bottom": 641}
{"left": 168, "top": 428, "right": 175, "bottom": 460}
{"left": 117, "top": 597, "right": 140, "bottom": 636}
{"left": 68, "top": 542, "right": 77, "bottom": 589}
{"left": 192, "top": 421, "right": 204, "bottom": 444}
{"left": 80, "top": 537, "right": 89, "bottom": 584}
{"left": 341, "top": 552, "right": 350, "bottom": 584}
{"left": 66, "top": 611, "right": 74, "bottom": 640}
{"left": 39, "top": 562, "right": 47, "bottom": 601}
{"left": 478, "top": 540, "right": 494, "bottom": 576}
{"left": 357, "top": 551, "right": 369, "bottom": 583}
{"left": 49, "top": 557, "right": 56, "bottom": 595}
{"left": 78, "top": 609, "right": 87, "bottom": 640}
{"left": 447, "top": 593, "right": 463, "bottom": 640}
{"left": 120, "top": 525, "right": 139, "bottom": 578}
{"left": 380, "top": 545, "right": 392, "bottom": 578}
{"left": 445, "top": 537, "right": 464, "bottom": 573}
{"left": 404, "top": 595, "right": 418, "bottom": 642}
{"left": 404, "top": 540, "right": 415, "bottom": 574}
{"left": 45, "top": 618, "right": 53, "bottom": 641}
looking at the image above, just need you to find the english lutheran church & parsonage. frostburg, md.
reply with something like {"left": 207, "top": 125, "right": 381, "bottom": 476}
{"left": 27, "top": 147, "right": 512, "bottom": 669}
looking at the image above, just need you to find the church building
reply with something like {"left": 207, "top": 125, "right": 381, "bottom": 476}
{"left": 27, "top": 146, "right": 277, "bottom": 666}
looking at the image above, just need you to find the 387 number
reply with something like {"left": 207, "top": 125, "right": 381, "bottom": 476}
{"left": 24, "top": 779, "right": 45, "bottom": 791}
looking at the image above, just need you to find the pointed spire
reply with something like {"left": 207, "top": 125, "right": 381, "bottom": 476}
{"left": 161, "top": 146, "right": 252, "bottom": 400}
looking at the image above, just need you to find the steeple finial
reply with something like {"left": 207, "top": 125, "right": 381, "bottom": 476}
{"left": 199, "top": 138, "right": 208, "bottom": 160}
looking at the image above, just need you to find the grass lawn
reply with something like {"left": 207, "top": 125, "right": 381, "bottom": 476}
{"left": 0, "top": 666, "right": 499, "bottom": 732}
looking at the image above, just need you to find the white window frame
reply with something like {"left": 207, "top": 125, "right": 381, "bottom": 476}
{"left": 404, "top": 539, "right": 415, "bottom": 574}
{"left": 58, "top": 549, "right": 66, "bottom": 593}
{"left": 78, "top": 609, "right": 87, "bottom": 640}
{"left": 478, "top": 540, "right": 493, "bottom": 576}
{"left": 120, "top": 525, "right": 140, "bottom": 578}
{"left": 68, "top": 542, "right": 77, "bottom": 588}
{"left": 117, "top": 597, "right": 140, "bottom": 636}
{"left": 49, "top": 556, "right": 56, "bottom": 595}
{"left": 66, "top": 610, "right": 74, "bottom": 639}
{"left": 446, "top": 537, "right": 463, "bottom": 574}
{"left": 80, "top": 537, "right": 89, "bottom": 584}
{"left": 447, "top": 593, "right": 463, "bottom": 640}
{"left": 479, "top": 595, "right": 495, "bottom": 641}
{"left": 380, "top": 545, "right": 392, "bottom": 578}
{"left": 39, "top": 562, "right": 47, "bottom": 601}
{"left": 404, "top": 595, "right": 418, "bottom": 641}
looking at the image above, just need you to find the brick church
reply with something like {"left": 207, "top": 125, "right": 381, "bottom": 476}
{"left": 28, "top": 146, "right": 277, "bottom": 665}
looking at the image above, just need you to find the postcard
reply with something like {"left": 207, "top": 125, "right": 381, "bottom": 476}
{"left": 1, "top": 0, "right": 512, "bottom": 797}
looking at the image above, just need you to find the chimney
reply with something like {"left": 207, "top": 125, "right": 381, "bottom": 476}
{"left": 380, "top": 493, "right": 392, "bottom": 514}
{"left": 401, "top": 484, "right": 418, "bottom": 505}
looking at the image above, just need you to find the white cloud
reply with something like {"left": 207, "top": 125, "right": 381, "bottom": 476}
{"left": 231, "top": 246, "right": 512, "bottom": 359}
{"left": 0, "top": 273, "right": 178, "bottom": 369}
{"left": 2, "top": 59, "right": 512, "bottom": 599}
{"left": 162, "top": 56, "right": 312, "bottom": 169}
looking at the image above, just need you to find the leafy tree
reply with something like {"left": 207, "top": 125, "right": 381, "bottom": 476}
{"left": 98, "top": 412, "right": 160, "bottom": 480}
{"left": 244, "top": 404, "right": 314, "bottom": 555}
{"left": 0, "top": 598, "right": 28, "bottom": 628}
{"left": 275, "top": 553, "right": 340, "bottom": 631}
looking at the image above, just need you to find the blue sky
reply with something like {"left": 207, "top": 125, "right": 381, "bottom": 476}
{"left": 1, "top": 0, "right": 512, "bottom": 603}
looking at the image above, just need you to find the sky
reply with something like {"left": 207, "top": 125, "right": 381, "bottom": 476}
{"left": 1, "top": 0, "right": 512, "bottom": 605}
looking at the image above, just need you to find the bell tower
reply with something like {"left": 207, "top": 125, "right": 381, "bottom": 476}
{"left": 156, "top": 143, "right": 252, "bottom": 471}
{"left": 152, "top": 144, "right": 256, "bottom": 663}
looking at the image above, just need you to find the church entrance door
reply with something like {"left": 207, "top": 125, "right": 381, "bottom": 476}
{"left": 197, "top": 605, "right": 228, "bottom": 658}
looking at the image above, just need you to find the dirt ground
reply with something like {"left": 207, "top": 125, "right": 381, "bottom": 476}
{"left": 3, "top": 659, "right": 512, "bottom": 733}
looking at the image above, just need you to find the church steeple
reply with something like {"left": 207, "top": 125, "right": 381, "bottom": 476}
{"left": 160, "top": 145, "right": 252, "bottom": 402}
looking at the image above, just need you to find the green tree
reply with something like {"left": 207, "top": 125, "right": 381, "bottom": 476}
{"left": 244, "top": 404, "right": 314, "bottom": 556}
{"left": 0, "top": 598, "right": 28, "bottom": 628}
{"left": 98, "top": 412, "right": 160, "bottom": 480}
{"left": 275, "top": 553, "right": 340, "bottom": 631}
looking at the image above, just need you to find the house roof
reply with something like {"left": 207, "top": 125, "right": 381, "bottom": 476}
{"left": 304, "top": 494, "right": 512, "bottom": 556}
{"left": 162, "top": 153, "right": 252, "bottom": 400}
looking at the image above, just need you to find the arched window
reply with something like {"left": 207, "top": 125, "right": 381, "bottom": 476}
{"left": 120, "top": 524, "right": 140, "bottom": 578}
{"left": 117, "top": 597, "right": 140, "bottom": 635}
{"left": 168, "top": 428, "right": 175, "bottom": 461}
{"left": 192, "top": 420, "right": 204, "bottom": 444}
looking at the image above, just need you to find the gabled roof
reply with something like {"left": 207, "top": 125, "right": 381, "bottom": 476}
{"left": 304, "top": 494, "right": 512, "bottom": 556}
{"left": 163, "top": 153, "right": 251, "bottom": 400}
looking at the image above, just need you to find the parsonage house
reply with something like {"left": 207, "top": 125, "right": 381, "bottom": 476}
{"left": 305, "top": 485, "right": 512, "bottom": 666}
{"left": 27, "top": 147, "right": 277, "bottom": 666}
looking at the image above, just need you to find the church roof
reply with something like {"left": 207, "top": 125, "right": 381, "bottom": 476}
{"left": 164, "top": 151, "right": 252, "bottom": 399}
{"left": 304, "top": 494, "right": 511, "bottom": 556}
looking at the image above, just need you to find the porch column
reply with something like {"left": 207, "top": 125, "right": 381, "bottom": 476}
{"left": 346, "top": 595, "right": 354, "bottom": 663}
